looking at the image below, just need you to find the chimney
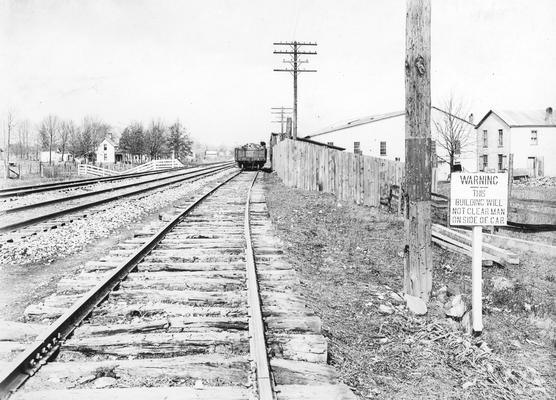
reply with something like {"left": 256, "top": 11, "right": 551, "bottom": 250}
{"left": 468, "top": 113, "right": 474, "bottom": 124}
{"left": 546, "top": 107, "right": 553, "bottom": 124}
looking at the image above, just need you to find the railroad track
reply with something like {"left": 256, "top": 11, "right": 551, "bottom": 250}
{"left": 0, "top": 162, "right": 227, "bottom": 199}
{"left": 0, "top": 162, "right": 235, "bottom": 237}
{"left": 0, "top": 171, "right": 355, "bottom": 400}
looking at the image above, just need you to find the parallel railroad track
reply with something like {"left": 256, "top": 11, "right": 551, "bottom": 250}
{"left": 0, "top": 171, "right": 355, "bottom": 400}
{"left": 0, "top": 163, "right": 235, "bottom": 236}
{"left": 0, "top": 162, "right": 228, "bottom": 198}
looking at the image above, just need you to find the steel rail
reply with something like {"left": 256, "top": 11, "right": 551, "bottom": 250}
{"left": 0, "top": 170, "right": 243, "bottom": 399}
{"left": 0, "top": 162, "right": 229, "bottom": 198}
{"left": 244, "top": 171, "right": 276, "bottom": 400}
{"left": 0, "top": 168, "right": 182, "bottom": 197}
{"left": 1, "top": 162, "right": 235, "bottom": 215}
{"left": 0, "top": 163, "right": 235, "bottom": 234}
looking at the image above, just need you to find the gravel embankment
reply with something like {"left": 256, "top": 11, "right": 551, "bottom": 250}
{"left": 0, "top": 170, "right": 189, "bottom": 211}
{"left": 0, "top": 169, "right": 235, "bottom": 265}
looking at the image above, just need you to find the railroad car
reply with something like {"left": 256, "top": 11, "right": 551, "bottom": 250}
{"left": 234, "top": 142, "right": 267, "bottom": 170}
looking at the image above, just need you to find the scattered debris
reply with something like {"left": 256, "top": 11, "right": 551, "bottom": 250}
{"left": 93, "top": 376, "right": 117, "bottom": 388}
{"left": 378, "top": 304, "right": 394, "bottom": 315}
{"left": 445, "top": 294, "right": 467, "bottom": 319}
{"left": 436, "top": 285, "right": 448, "bottom": 303}
{"left": 491, "top": 276, "right": 515, "bottom": 292}
{"left": 389, "top": 291, "right": 404, "bottom": 305}
{"left": 514, "top": 176, "right": 556, "bottom": 187}
{"left": 404, "top": 294, "right": 427, "bottom": 315}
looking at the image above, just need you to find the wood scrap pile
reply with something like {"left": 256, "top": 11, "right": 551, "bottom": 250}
{"left": 431, "top": 224, "right": 519, "bottom": 268}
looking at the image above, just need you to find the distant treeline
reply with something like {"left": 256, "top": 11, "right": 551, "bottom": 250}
{"left": 2, "top": 114, "right": 193, "bottom": 164}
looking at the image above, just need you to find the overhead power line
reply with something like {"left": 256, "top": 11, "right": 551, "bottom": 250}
{"left": 270, "top": 107, "right": 292, "bottom": 135}
{"left": 273, "top": 41, "right": 317, "bottom": 139}
{"left": 305, "top": 107, "right": 475, "bottom": 138}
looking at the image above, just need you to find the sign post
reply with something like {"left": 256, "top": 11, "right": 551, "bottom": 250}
{"left": 450, "top": 173, "right": 508, "bottom": 333}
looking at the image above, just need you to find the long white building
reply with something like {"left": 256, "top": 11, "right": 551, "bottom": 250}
{"left": 305, "top": 109, "right": 476, "bottom": 181}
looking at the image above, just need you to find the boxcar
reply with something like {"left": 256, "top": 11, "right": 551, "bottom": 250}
{"left": 234, "top": 143, "right": 267, "bottom": 170}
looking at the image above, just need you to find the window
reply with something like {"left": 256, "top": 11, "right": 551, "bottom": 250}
{"left": 454, "top": 140, "right": 461, "bottom": 155}
{"left": 498, "top": 129, "right": 503, "bottom": 147}
{"left": 531, "top": 130, "right": 538, "bottom": 145}
{"left": 498, "top": 154, "right": 504, "bottom": 171}
{"left": 104, "top": 144, "right": 108, "bottom": 151}
{"left": 380, "top": 141, "right": 386, "bottom": 156}
{"left": 483, "top": 130, "right": 488, "bottom": 148}
{"left": 104, "top": 154, "right": 107, "bottom": 161}
{"left": 353, "top": 141, "right": 361, "bottom": 155}
{"left": 482, "top": 155, "right": 488, "bottom": 170}
{"left": 395, "top": 157, "right": 400, "bottom": 162}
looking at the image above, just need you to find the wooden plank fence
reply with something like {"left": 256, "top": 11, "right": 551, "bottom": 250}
{"left": 272, "top": 138, "right": 404, "bottom": 207}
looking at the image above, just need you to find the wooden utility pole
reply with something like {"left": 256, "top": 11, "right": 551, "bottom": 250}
{"left": 285, "top": 117, "right": 293, "bottom": 139}
{"left": 271, "top": 107, "right": 293, "bottom": 135}
{"left": 273, "top": 41, "right": 317, "bottom": 140}
{"left": 5, "top": 112, "right": 15, "bottom": 179}
{"left": 507, "top": 153, "right": 514, "bottom": 198}
{"left": 404, "top": 0, "right": 432, "bottom": 301}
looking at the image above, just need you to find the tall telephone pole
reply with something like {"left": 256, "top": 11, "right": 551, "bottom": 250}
{"left": 273, "top": 41, "right": 317, "bottom": 139}
{"left": 404, "top": 0, "right": 432, "bottom": 301}
{"left": 271, "top": 107, "right": 292, "bottom": 135}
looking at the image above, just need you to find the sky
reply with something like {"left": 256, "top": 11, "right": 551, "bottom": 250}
{"left": 1, "top": 0, "right": 555, "bottom": 148}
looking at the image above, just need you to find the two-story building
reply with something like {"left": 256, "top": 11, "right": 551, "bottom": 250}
{"left": 475, "top": 108, "right": 555, "bottom": 176}
{"left": 96, "top": 137, "right": 121, "bottom": 163}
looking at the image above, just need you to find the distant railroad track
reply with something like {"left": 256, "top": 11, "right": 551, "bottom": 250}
{"left": 0, "top": 171, "right": 354, "bottom": 400}
{"left": 0, "top": 162, "right": 226, "bottom": 198}
{"left": 0, "top": 162, "right": 235, "bottom": 235}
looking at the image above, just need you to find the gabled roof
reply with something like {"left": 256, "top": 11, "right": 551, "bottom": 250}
{"left": 295, "top": 137, "right": 346, "bottom": 151}
{"left": 476, "top": 109, "right": 555, "bottom": 128}
{"left": 101, "top": 137, "right": 118, "bottom": 147}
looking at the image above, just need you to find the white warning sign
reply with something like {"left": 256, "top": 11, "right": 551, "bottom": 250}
{"left": 450, "top": 173, "right": 508, "bottom": 226}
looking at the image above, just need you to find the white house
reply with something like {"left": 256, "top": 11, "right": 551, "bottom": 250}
{"left": 40, "top": 151, "right": 72, "bottom": 163}
{"left": 474, "top": 108, "right": 556, "bottom": 177}
{"left": 96, "top": 137, "right": 118, "bottom": 163}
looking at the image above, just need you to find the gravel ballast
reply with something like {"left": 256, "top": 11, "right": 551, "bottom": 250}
{"left": 0, "top": 169, "right": 235, "bottom": 265}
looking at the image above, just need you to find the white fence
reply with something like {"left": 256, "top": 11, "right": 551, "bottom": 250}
{"left": 78, "top": 159, "right": 184, "bottom": 177}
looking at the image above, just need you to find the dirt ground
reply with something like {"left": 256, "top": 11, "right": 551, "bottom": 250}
{"left": 263, "top": 172, "right": 555, "bottom": 400}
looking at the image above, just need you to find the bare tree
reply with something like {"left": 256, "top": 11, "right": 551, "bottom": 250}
{"left": 167, "top": 120, "right": 193, "bottom": 161}
{"left": 16, "top": 119, "right": 31, "bottom": 159}
{"left": 4, "top": 111, "right": 16, "bottom": 177}
{"left": 59, "top": 120, "right": 77, "bottom": 162}
{"left": 433, "top": 96, "right": 474, "bottom": 173}
{"left": 144, "top": 120, "right": 167, "bottom": 160}
{"left": 67, "top": 124, "right": 82, "bottom": 160}
{"left": 39, "top": 115, "right": 60, "bottom": 165}
{"left": 119, "top": 122, "right": 145, "bottom": 162}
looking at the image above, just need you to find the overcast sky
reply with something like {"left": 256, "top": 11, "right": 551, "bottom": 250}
{"left": 1, "top": 0, "right": 555, "bottom": 147}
